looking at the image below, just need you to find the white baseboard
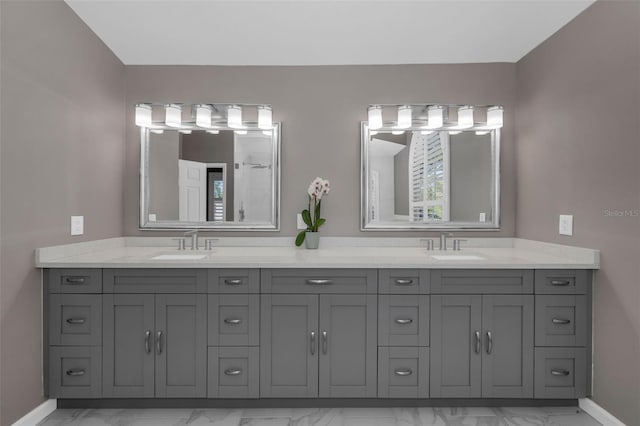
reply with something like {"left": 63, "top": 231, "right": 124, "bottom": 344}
{"left": 12, "top": 399, "right": 56, "bottom": 426}
{"left": 579, "top": 398, "right": 626, "bottom": 426}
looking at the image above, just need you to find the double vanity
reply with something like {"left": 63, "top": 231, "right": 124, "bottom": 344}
{"left": 38, "top": 237, "right": 598, "bottom": 407}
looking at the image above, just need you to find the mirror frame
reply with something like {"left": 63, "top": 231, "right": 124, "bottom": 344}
{"left": 360, "top": 122, "right": 501, "bottom": 231}
{"left": 139, "top": 123, "right": 281, "bottom": 230}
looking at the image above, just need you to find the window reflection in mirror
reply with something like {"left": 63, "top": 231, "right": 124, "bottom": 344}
{"left": 362, "top": 125, "right": 499, "bottom": 230}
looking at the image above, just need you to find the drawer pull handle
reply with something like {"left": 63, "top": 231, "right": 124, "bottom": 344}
{"left": 550, "top": 279, "right": 571, "bottom": 286}
{"left": 224, "top": 279, "right": 243, "bottom": 286}
{"left": 394, "top": 368, "right": 413, "bottom": 376}
{"left": 156, "top": 331, "right": 163, "bottom": 355}
{"left": 310, "top": 330, "right": 316, "bottom": 355}
{"left": 65, "top": 318, "right": 86, "bottom": 325}
{"left": 224, "top": 318, "right": 242, "bottom": 325}
{"left": 64, "top": 277, "right": 86, "bottom": 284}
{"left": 224, "top": 368, "right": 242, "bottom": 376}
{"left": 66, "top": 369, "right": 85, "bottom": 377}
{"left": 145, "top": 330, "right": 152, "bottom": 354}
{"left": 395, "top": 318, "right": 413, "bottom": 325}
{"left": 322, "top": 331, "right": 328, "bottom": 354}
{"left": 474, "top": 331, "right": 481, "bottom": 354}
{"left": 486, "top": 331, "right": 493, "bottom": 355}
{"left": 551, "top": 369, "right": 570, "bottom": 377}
{"left": 394, "top": 279, "right": 414, "bottom": 286}
{"left": 552, "top": 318, "right": 571, "bottom": 325}
{"left": 306, "top": 279, "right": 333, "bottom": 285}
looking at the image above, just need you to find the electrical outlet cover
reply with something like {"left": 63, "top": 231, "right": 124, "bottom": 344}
{"left": 559, "top": 214, "right": 573, "bottom": 236}
{"left": 71, "top": 216, "right": 84, "bottom": 236}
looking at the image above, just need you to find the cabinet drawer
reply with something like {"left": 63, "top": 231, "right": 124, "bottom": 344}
{"left": 378, "top": 269, "right": 430, "bottom": 294}
{"left": 378, "top": 295, "right": 429, "bottom": 346}
{"left": 534, "top": 348, "right": 587, "bottom": 399}
{"left": 47, "top": 269, "right": 102, "bottom": 293}
{"left": 535, "top": 270, "right": 589, "bottom": 294}
{"left": 535, "top": 296, "right": 587, "bottom": 347}
{"left": 208, "top": 347, "right": 259, "bottom": 398}
{"left": 377, "top": 347, "right": 429, "bottom": 398}
{"left": 209, "top": 269, "right": 259, "bottom": 293}
{"left": 261, "top": 269, "right": 377, "bottom": 294}
{"left": 103, "top": 269, "right": 207, "bottom": 293}
{"left": 50, "top": 295, "right": 102, "bottom": 346}
{"left": 49, "top": 346, "right": 101, "bottom": 398}
{"left": 431, "top": 269, "right": 533, "bottom": 294}
{"left": 208, "top": 295, "right": 259, "bottom": 346}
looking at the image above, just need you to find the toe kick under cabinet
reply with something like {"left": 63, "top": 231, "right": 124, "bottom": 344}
{"left": 43, "top": 267, "right": 592, "bottom": 403}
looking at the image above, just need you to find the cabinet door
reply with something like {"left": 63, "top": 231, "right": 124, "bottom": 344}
{"left": 103, "top": 294, "right": 155, "bottom": 398}
{"left": 260, "top": 294, "right": 318, "bottom": 397}
{"left": 481, "top": 295, "right": 534, "bottom": 398}
{"left": 430, "top": 295, "right": 482, "bottom": 397}
{"left": 319, "top": 294, "right": 377, "bottom": 398}
{"left": 155, "top": 294, "right": 207, "bottom": 397}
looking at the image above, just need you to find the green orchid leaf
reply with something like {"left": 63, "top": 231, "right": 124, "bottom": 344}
{"left": 315, "top": 218, "right": 326, "bottom": 229}
{"left": 301, "top": 209, "right": 312, "bottom": 227}
{"left": 295, "top": 231, "right": 306, "bottom": 246}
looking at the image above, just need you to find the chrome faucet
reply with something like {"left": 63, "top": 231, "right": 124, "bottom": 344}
{"left": 439, "top": 232, "right": 453, "bottom": 251}
{"left": 184, "top": 230, "right": 199, "bottom": 250}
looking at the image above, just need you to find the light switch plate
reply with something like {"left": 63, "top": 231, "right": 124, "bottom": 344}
{"left": 297, "top": 213, "right": 306, "bottom": 230}
{"left": 71, "top": 216, "right": 84, "bottom": 236}
{"left": 559, "top": 214, "right": 573, "bottom": 236}
{"left": 479, "top": 212, "right": 486, "bottom": 222}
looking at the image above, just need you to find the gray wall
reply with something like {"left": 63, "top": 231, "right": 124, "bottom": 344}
{"left": 124, "top": 64, "right": 517, "bottom": 237}
{"left": 148, "top": 131, "right": 179, "bottom": 220}
{"left": 515, "top": 2, "right": 640, "bottom": 424}
{"left": 449, "top": 133, "right": 492, "bottom": 222}
{"left": 0, "top": 1, "right": 125, "bottom": 424}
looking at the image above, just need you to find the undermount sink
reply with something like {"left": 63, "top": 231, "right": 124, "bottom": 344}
{"left": 151, "top": 254, "right": 208, "bottom": 260}
{"left": 431, "top": 254, "right": 486, "bottom": 261}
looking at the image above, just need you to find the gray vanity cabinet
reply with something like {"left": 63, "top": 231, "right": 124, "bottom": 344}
{"left": 102, "top": 293, "right": 206, "bottom": 398}
{"left": 260, "top": 294, "right": 319, "bottom": 397}
{"left": 430, "top": 294, "right": 534, "bottom": 398}
{"left": 260, "top": 293, "right": 377, "bottom": 398}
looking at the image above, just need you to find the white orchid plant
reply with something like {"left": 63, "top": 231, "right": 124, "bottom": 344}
{"left": 295, "top": 177, "right": 331, "bottom": 246}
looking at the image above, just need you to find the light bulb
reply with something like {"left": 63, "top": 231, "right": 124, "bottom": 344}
{"left": 457, "top": 106, "right": 474, "bottom": 129}
{"left": 397, "top": 105, "right": 412, "bottom": 129}
{"left": 195, "top": 104, "right": 212, "bottom": 128}
{"left": 165, "top": 104, "right": 182, "bottom": 128}
{"left": 487, "top": 106, "right": 504, "bottom": 129}
{"left": 368, "top": 106, "right": 383, "bottom": 130}
{"left": 135, "top": 104, "right": 152, "bottom": 127}
{"left": 425, "top": 105, "right": 444, "bottom": 129}
{"left": 227, "top": 105, "right": 243, "bottom": 129}
{"left": 258, "top": 106, "right": 272, "bottom": 130}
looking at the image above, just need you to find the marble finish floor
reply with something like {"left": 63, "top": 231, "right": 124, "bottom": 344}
{"left": 38, "top": 406, "right": 602, "bottom": 426}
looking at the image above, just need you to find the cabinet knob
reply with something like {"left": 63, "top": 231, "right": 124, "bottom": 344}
{"left": 394, "top": 368, "right": 413, "bottom": 376}
{"left": 395, "top": 318, "right": 413, "bottom": 325}
{"left": 64, "top": 276, "right": 86, "bottom": 285}
{"left": 224, "top": 279, "right": 243, "bottom": 286}
{"left": 551, "top": 369, "right": 570, "bottom": 377}
{"left": 551, "top": 318, "right": 571, "bottom": 325}
{"left": 550, "top": 279, "right": 571, "bottom": 286}
{"left": 224, "top": 318, "right": 242, "bottom": 325}
{"left": 306, "top": 279, "right": 333, "bottom": 285}
{"left": 394, "top": 279, "right": 414, "bottom": 286}
{"left": 65, "top": 317, "right": 86, "bottom": 325}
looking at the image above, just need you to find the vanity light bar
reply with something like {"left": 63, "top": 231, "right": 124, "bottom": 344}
{"left": 133, "top": 103, "right": 275, "bottom": 130}
{"left": 366, "top": 104, "right": 503, "bottom": 131}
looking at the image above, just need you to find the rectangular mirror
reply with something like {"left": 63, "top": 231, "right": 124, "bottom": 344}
{"left": 140, "top": 124, "right": 280, "bottom": 230}
{"left": 361, "top": 123, "right": 500, "bottom": 230}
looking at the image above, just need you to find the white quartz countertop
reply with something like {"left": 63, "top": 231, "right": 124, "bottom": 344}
{"left": 35, "top": 237, "right": 599, "bottom": 269}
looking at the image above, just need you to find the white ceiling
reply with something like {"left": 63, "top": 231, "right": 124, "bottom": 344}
{"left": 65, "top": 0, "right": 596, "bottom": 66}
